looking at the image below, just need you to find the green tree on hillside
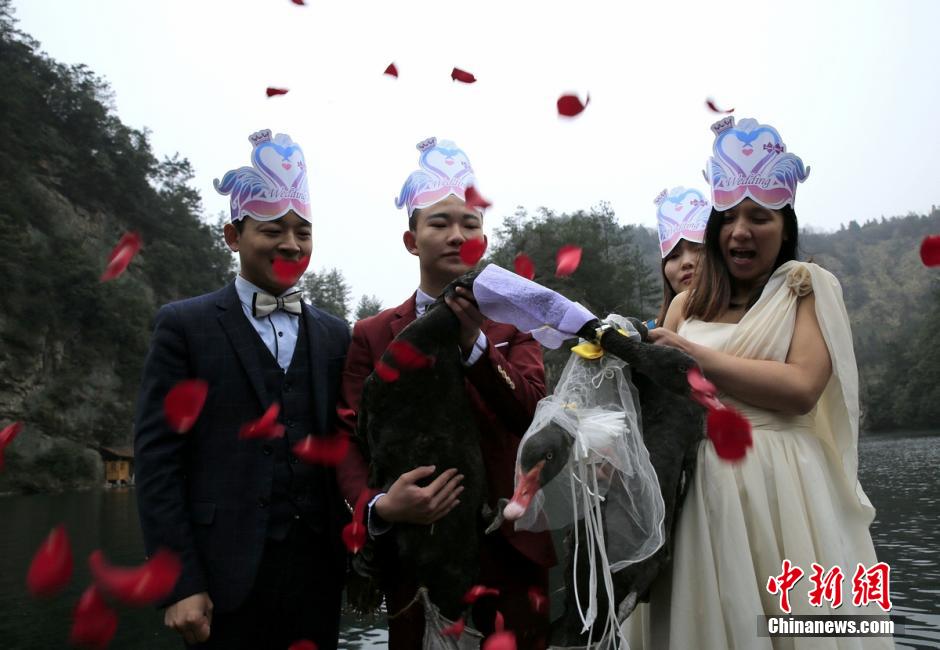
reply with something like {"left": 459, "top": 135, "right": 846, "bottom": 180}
{"left": 303, "top": 268, "right": 352, "bottom": 322}
{"left": 355, "top": 295, "right": 383, "bottom": 321}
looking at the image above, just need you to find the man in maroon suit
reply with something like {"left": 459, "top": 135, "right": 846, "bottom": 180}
{"left": 335, "top": 137, "right": 555, "bottom": 649}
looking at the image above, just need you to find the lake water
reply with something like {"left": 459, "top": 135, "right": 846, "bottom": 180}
{"left": 0, "top": 432, "right": 937, "bottom": 649}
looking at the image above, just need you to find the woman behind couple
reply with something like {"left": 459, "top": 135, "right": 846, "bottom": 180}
{"left": 628, "top": 118, "right": 893, "bottom": 649}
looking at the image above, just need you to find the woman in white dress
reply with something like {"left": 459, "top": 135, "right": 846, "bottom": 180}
{"left": 625, "top": 118, "right": 894, "bottom": 649}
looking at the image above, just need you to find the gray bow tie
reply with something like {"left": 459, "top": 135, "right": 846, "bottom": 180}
{"left": 252, "top": 290, "right": 302, "bottom": 318}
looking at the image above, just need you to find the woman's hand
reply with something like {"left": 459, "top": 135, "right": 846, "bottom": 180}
{"left": 648, "top": 327, "right": 699, "bottom": 359}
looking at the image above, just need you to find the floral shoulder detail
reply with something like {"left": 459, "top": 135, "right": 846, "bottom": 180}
{"left": 785, "top": 263, "right": 813, "bottom": 297}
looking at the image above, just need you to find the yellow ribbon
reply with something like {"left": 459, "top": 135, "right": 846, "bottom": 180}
{"left": 570, "top": 329, "right": 630, "bottom": 360}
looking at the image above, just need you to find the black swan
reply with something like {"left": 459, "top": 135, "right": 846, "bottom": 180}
{"left": 506, "top": 318, "right": 705, "bottom": 648}
{"left": 354, "top": 271, "right": 488, "bottom": 621}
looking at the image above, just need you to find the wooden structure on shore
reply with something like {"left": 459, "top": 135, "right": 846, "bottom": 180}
{"left": 98, "top": 446, "right": 134, "bottom": 486}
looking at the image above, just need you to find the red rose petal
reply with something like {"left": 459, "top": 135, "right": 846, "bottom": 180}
{"left": 557, "top": 93, "right": 589, "bottom": 118}
{"left": 920, "top": 235, "right": 940, "bottom": 267}
{"left": 464, "top": 185, "right": 492, "bottom": 210}
{"left": 386, "top": 340, "right": 435, "bottom": 370}
{"left": 290, "top": 0, "right": 306, "bottom": 5}
{"left": 239, "top": 403, "right": 285, "bottom": 440}
{"left": 494, "top": 610, "right": 505, "bottom": 632}
{"left": 686, "top": 367, "right": 722, "bottom": 411}
{"left": 384, "top": 62, "right": 398, "bottom": 78}
{"left": 483, "top": 631, "right": 516, "bottom": 650}
{"left": 463, "top": 584, "right": 500, "bottom": 604}
{"left": 288, "top": 641, "right": 317, "bottom": 650}
{"left": 26, "top": 524, "right": 73, "bottom": 597}
{"left": 266, "top": 87, "right": 290, "bottom": 97}
{"left": 459, "top": 238, "right": 487, "bottom": 266}
{"left": 555, "top": 245, "right": 582, "bottom": 277}
{"left": 100, "top": 232, "right": 142, "bottom": 282}
{"left": 163, "top": 379, "right": 208, "bottom": 433}
{"left": 272, "top": 255, "right": 310, "bottom": 286}
{"left": 341, "top": 489, "right": 370, "bottom": 553}
{"left": 705, "top": 97, "right": 734, "bottom": 114}
{"left": 69, "top": 585, "right": 118, "bottom": 650}
{"left": 451, "top": 67, "right": 477, "bottom": 83}
{"left": 374, "top": 360, "right": 400, "bottom": 382}
{"left": 513, "top": 254, "right": 535, "bottom": 281}
{"left": 527, "top": 586, "right": 547, "bottom": 615}
{"left": 341, "top": 520, "right": 366, "bottom": 554}
{"left": 441, "top": 617, "right": 466, "bottom": 639}
{"left": 292, "top": 434, "right": 350, "bottom": 466}
{"left": 0, "top": 421, "right": 23, "bottom": 471}
{"left": 706, "top": 407, "right": 753, "bottom": 462}
{"left": 89, "top": 548, "right": 181, "bottom": 606}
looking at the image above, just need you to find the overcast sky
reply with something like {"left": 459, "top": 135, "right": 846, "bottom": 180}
{"left": 13, "top": 0, "right": 940, "bottom": 309}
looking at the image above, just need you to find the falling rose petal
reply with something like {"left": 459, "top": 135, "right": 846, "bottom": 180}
{"left": 292, "top": 434, "right": 350, "bottom": 466}
{"left": 100, "top": 232, "right": 142, "bottom": 282}
{"left": 459, "top": 238, "right": 487, "bottom": 266}
{"left": 483, "top": 631, "right": 517, "bottom": 650}
{"left": 341, "top": 489, "right": 370, "bottom": 553}
{"left": 441, "top": 617, "right": 465, "bottom": 639}
{"left": 494, "top": 611, "right": 505, "bottom": 632}
{"left": 239, "top": 403, "right": 285, "bottom": 440}
{"left": 272, "top": 255, "right": 310, "bottom": 286}
{"left": 464, "top": 185, "right": 492, "bottom": 211}
{"left": 0, "top": 421, "right": 23, "bottom": 471}
{"left": 384, "top": 62, "right": 398, "bottom": 78}
{"left": 89, "top": 548, "right": 181, "bottom": 607}
{"left": 920, "top": 235, "right": 940, "bottom": 267}
{"left": 26, "top": 524, "right": 74, "bottom": 597}
{"left": 288, "top": 641, "right": 317, "bottom": 650}
{"left": 686, "top": 367, "right": 722, "bottom": 411}
{"left": 513, "top": 253, "right": 535, "bottom": 281}
{"left": 527, "top": 586, "right": 547, "bottom": 615}
{"left": 70, "top": 584, "right": 118, "bottom": 650}
{"left": 555, "top": 245, "right": 582, "bottom": 277}
{"left": 463, "top": 584, "right": 500, "bottom": 604}
{"left": 451, "top": 67, "right": 477, "bottom": 84}
{"left": 290, "top": 0, "right": 306, "bottom": 5}
{"left": 705, "top": 97, "right": 734, "bottom": 114}
{"left": 557, "top": 93, "right": 589, "bottom": 118}
{"left": 386, "top": 340, "right": 435, "bottom": 370}
{"left": 341, "top": 520, "right": 366, "bottom": 554}
{"left": 163, "top": 379, "right": 209, "bottom": 433}
{"left": 374, "top": 360, "right": 400, "bottom": 382}
{"left": 266, "top": 87, "right": 290, "bottom": 97}
{"left": 706, "top": 407, "right": 753, "bottom": 462}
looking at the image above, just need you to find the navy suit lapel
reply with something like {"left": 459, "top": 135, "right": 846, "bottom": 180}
{"left": 217, "top": 283, "right": 270, "bottom": 407}
{"left": 303, "top": 305, "right": 328, "bottom": 436}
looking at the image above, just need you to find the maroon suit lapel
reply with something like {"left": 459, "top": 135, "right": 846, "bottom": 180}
{"left": 388, "top": 293, "right": 417, "bottom": 339}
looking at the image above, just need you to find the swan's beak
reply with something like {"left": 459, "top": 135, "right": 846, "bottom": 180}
{"left": 503, "top": 460, "right": 545, "bottom": 521}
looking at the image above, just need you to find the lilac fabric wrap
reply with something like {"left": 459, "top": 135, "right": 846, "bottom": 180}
{"left": 472, "top": 264, "right": 596, "bottom": 349}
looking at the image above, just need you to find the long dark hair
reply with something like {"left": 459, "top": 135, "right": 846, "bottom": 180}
{"left": 655, "top": 258, "right": 677, "bottom": 325}
{"left": 684, "top": 204, "right": 799, "bottom": 322}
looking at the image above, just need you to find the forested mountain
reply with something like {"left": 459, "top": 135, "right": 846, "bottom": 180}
{"left": 0, "top": 3, "right": 935, "bottom": 492}
{"left": 0, "top": 3, "right": 232, "bottom": 491}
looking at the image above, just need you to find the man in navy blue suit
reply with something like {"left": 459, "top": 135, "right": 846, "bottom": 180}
{"left": 134, "top": 130, "right": 350, "bottom": 649}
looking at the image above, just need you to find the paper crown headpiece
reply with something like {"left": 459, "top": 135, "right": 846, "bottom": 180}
{"left": 654, "top": 186, "right": 710, "bottom": 258}
{"left": 214, "top": 129, "right": 311, "bottom": 223}
{"left": 395, "top": 137, "right": 477, "bottom": 216}
{"left": 705, "top": 117, "right": 810, "bottom": 212}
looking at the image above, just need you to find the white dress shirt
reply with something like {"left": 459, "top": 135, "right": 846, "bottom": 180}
{"left": 234, "top": 275, "right": 302, "bottom": 371}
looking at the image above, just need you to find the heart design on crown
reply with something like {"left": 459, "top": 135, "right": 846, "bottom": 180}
{"left": 256, "top": 142, "right": 306, "bottom": 190}
{"left": 662, "top": 188, "right": 707, "bottom": 225}
{"left": 715, "top": 126, "right": 784, "bottom": 177}
{"left": 656, "top": 187, "right": 709, "bottom": 257}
